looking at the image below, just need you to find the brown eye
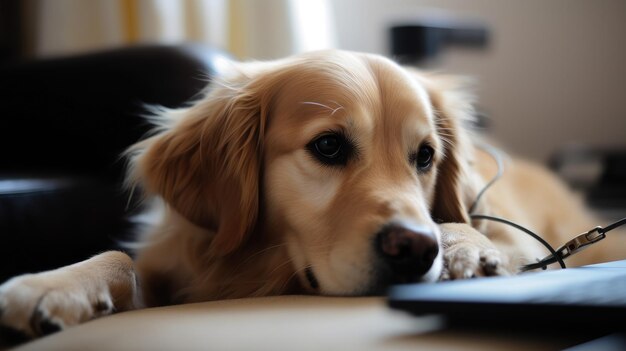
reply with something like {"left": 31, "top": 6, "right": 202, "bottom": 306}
{"left": 306, "top": 132, "right": 353, "bottom": 166}
{"left": 414, "top": 145, "right": 434, "bottom": 172}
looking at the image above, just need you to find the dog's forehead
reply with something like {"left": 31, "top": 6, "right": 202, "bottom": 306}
{"left": 271, "top": 53, "right": 435, "bottom": 138}
{"left": 366, "top": 55, "right": 435, "bottom": 140}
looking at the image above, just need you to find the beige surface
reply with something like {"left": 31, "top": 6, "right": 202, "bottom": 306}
{"left": 10, "top": 296, "right": 575, "bottom": 351}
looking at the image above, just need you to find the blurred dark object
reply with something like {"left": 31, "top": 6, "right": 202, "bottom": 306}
{"left": 390, "top": 21, "right": 489, "bottom": 65}
{"left": 0, "top": 0, "right": 23, "bottom": 63}
{"left": 565, "top": 333, "right": 626, "bottom": 351}
{"left": 469, "top": 110, "right": 491, "bottom": 132}
{"left": 550, "top": 146, "right": 626, "bottom": 211}
{"left": 390, "top": 20, "right": 490, "bottom": 132}
{"left": 0, "top": 44, "right": 228, "bottom": 282}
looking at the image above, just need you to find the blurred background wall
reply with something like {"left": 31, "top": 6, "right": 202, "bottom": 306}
{"left": 333, "top": 0, "right": 626, "bottom": 164}
{"left": 1, "top": 0, "right": 625, "bottom": 163}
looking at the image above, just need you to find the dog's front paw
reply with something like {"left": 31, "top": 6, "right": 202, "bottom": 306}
{"left": 0, "top": 272, "right": 115, "bottom": 338}
{"left": 441, "top": 242, "right": 508, "bottom": 280}
{"left": 439, "top": 223, "right": 510, "bottom": 280}
{"left": 0, "top": 252, "right": 135, "bottom": 338}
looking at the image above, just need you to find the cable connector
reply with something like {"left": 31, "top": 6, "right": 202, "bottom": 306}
{"left": 552, "top": 226, "right": 606, "bottom": 261}
{"left": 522, "top": 222, "right": 624, "bottom": 272}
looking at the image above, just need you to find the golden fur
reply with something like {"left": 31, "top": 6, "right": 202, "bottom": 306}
{"left": 1, "top": 50, "right": 624, "bottom": 337}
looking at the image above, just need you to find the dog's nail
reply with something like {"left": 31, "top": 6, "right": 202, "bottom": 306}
{"left": 38, "top": 319, "right": 62, "bottom": 336}
{"left": 94, "top": 300, "right": 113, "bottom": 313}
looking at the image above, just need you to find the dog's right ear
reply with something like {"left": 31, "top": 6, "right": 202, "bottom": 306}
{"left": 415, "top": 71, "right": 477, "bottom": 224}
{"left": 127, "top": 67, "right": 271, "bottom": 256}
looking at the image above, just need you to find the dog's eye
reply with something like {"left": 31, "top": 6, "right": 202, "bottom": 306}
{"left": 307, "top": 133, "right": 351, "bottom": 166}
{"left": 316, "top": 135, "right": 341, "bottom": 158}
{"left": 414, "top": 145, "right": 434, "bottom": 172}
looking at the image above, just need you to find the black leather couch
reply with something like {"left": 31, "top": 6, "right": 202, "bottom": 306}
{"left": 0, "top": 44, "right": 228, "bottom": 282}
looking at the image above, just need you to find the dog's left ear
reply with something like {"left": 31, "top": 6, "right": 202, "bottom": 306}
{"left": 416, "top": 72, "right": 476, "bottom": 224}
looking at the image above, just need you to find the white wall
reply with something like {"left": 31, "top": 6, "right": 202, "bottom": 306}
{"left": 332, "top": 0, "right": 626, "bottom": 162}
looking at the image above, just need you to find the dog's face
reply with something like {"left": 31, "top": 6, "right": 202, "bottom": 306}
{"left": 131, "top": 50, "right": 473, "bottom": 296}
{"left": 264, "top": 53, "right": 452, "bottom": 295}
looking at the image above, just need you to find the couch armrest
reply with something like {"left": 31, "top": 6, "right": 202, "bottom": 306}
{"left": 0, "top": 43, "right": 229, "bottom": 178}
{"left": 0, "top": 44, "right": 229, "bottom": 281}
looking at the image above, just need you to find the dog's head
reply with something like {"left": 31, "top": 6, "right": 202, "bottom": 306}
{"left": 129, "top": 50, "right": 475, "bottom": 295}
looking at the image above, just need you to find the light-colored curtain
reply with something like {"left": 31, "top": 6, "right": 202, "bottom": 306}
{"left": 228, "top": 0, "right": 336, "bottom": 60}
{"left": 30, "top": 0, "right": 335, "bottom": 59}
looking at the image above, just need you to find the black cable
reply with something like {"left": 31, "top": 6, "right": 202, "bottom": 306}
{"left": 602, "top": 217, "right": 626, "bottom": 234}
{"left": 470, "top": 214, "right": 566, "bottom": 270}
{"left": 522, "top": 218, "right": 626, "bottom": 271}
{"left": 470, "top": 145, "right": 564, "bottom": 271}
{"left": 470, "top": 145, "right": 626, "bottom": 272}
{"left": 522, "top": 256, "right": 561, "bottom": 271}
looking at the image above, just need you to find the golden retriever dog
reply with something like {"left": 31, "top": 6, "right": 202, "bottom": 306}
{"left": 1, "top": 50, "right": 624, "bottom": 338}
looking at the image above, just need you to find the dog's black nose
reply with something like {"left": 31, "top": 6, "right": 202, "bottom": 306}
{"left": 376, "top": 223, "right": 439, "bottom": 281}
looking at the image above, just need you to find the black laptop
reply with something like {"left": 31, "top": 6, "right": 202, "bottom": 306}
{"left": 388, "top": 260, "right": 626, "bottom": 328}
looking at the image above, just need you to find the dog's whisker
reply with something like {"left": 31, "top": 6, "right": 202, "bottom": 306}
{"left": 328, "top": 100, "right": 345, "bottom": 112}
{"left": 300, "top": 101, "right": 345, "bottom": 116}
